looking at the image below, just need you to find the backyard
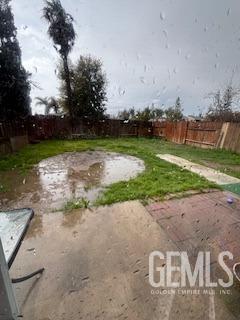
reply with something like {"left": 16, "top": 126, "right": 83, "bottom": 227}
{"left": 2, "top": 0, "right": 240, "bottom": 318}
{"left": 1, "top": 137, "right": 240, "bottom": 207}
{"left": 1, "top": 138, "right": 240, "bottom": 319}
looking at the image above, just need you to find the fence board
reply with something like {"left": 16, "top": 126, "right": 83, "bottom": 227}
{"left": 221, "top": 123, "right": 240, "bottom": 153}
{"left": 185, "top": 121, "right": 222, "bottom": 148}
{"left": 1, "top": 117, "right": 240, "bottom": 155}
{"left": 153, "top": 121, "right": 222, "bottom": 148}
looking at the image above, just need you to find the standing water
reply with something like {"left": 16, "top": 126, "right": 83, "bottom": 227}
{"left": 0, "top": 151, "right": 145, "bottom": 212}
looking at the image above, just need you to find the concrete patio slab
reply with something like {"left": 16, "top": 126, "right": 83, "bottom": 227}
{"left": 11, "top": 201, "right": 178, "bottom": 320}
{"left": 8, "top": 197, "right": 238, "bottom": 319}
{"left": 157, "top": 154, "right": 240, "bottom": 185}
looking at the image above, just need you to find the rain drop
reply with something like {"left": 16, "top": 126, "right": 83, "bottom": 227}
{"left": 163, "top": 30, "right": 168, "bottom": 38}
{"left": 160, "top": 12, "right": 166, "bottom": 21}
{"left": 140, "top": 77, "right": 145, "bottom": 84}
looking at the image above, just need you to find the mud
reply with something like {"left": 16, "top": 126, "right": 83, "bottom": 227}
{"left": 0, "top": 151, "right": 144, "bottom": 212}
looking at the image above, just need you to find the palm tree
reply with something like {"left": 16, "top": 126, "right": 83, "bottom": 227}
{"left": 35, "top": 97, "right": 49, "bottom": 115}
{"left": 43, "top": 0, "right": 76, "bottom": 118}
{"left": 35, "top": 96, "right": 60, "bottom": 115}
{"left": 48, "top": 97, "right": 60, "bottom": 114}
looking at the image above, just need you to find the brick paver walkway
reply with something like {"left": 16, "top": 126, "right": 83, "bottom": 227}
{"left": 146, "top": 191, "right": 240, "bottom": 267}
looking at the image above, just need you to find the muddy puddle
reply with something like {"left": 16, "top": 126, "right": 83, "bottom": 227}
{"left": 0, "top": 151, "right": 145, "bottom": 213}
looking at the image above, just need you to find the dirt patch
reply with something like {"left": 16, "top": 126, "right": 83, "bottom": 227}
{"left": 0, "top": 151, "right": 144, "bottom": 212}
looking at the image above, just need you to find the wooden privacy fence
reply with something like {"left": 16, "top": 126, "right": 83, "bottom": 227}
{"left": 153, "top": 121, "right": 188, "bottom": 143}
{"left": 71, "top": 118, "right": 152, "bottom": 138}
{"left": 1, "top": 116, "right": 240, "bottom": 154}
{"left": 0, "top": 116, "right": 152, "bottom": 141}
{"left": 185, "top": 121, "right": 223, "bottom": 148}
{"left": 153, "top": 121, "right": 222, "bottom": 146}
{"left": 0, "top": 120, "right": 29, "bottom": 153}
{"left": 0, "top": 120, "right": 27, "bottom": 139}
{"left": 217, "top": 122, "right": 240, "bottom": 153}
{"left": 152, "top": 120, "right": 240, "bottom": 152}
{"left": 0, "top": 116, "right": 152, "bottom": 154}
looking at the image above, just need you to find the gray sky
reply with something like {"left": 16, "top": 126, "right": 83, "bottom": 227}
{"left": 11, "top": 0, "right": 240, "bottom": 116}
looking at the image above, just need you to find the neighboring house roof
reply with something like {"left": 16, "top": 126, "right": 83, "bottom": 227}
{"left": 187, "top": 115, "right": 202, "bottom": 121}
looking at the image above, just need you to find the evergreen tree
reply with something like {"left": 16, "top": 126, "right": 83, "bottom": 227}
{"left": 0, "top": 0, "right": 31, "bottom": 120}
{"left": 118, "top": 105, "right": 163, "bottom": 121}
{"left": 59, "top": 55, "right": 107, "bottom": 119}
{"left": 165, "top": 97, "right": 183, "bottom": 121}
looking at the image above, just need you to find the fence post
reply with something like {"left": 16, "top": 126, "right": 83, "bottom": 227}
{"left": 184, "top": 121, "right": 189, "bottom": 144}
{"left": 216, "top": 122, "right": 229, "bottom": 149}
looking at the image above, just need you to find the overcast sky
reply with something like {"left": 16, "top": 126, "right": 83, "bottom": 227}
{"left": 11, "top": 0, "right": 240, "bottom": 116}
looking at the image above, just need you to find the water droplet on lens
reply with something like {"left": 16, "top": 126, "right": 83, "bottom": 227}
{"left": 140, "top": 76, "right": 145, "bottom": 84}
{"left": 160, "top": 12, "right": 166, "bottom": 20}
{"left": 162, "top": 86, "right": 167, "bottom": 93}
{"left": 163, "top": 30, "right": 168, "bottom": 38}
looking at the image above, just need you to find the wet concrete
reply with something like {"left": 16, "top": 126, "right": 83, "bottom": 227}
{"left": 146, "top": 191, "right": 240, "bottom": 319}
{"left": 10, "top": 199, "right": 236, "bottom": 320}
{"left": 1, "top": 152, "right": 239, "bottom": 319}
{"left": 10, "top": 201, "right": 175, "bottom": 320}
{"left": 157, "top": 154, "right": 240, "bottom": 185}
{"left": 0, "top": 151, "right": 145, "bottom": 212}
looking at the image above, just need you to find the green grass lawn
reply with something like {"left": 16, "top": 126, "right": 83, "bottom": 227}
{"left": 1, "top": 137, "right": 238, "bottom": 205}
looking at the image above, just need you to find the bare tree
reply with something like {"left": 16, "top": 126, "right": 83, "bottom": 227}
{"left": 206, "top": 85, "right": 240, "bottom": 121}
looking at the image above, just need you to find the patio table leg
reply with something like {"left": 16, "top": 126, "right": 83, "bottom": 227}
{"left": 0, "top": 239, "right": 19, "bottom": 320}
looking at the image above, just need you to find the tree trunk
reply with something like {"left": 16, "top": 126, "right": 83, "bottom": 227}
{"left": 62, "top": 54, "right": 73, "bottom": 119}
